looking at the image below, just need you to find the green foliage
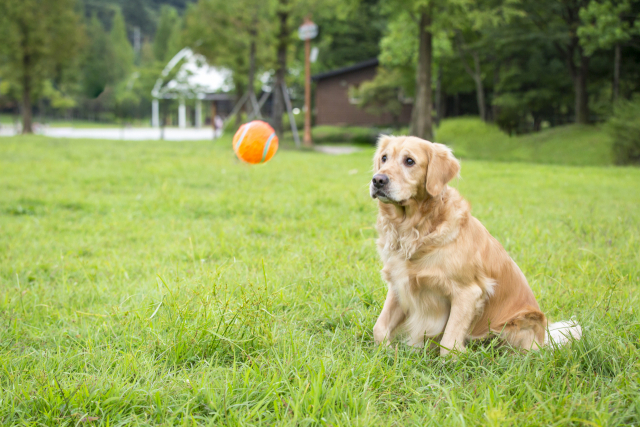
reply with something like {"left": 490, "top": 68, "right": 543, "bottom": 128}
{"left": 42, "top": 80, "right": 77, "bottom": 110}
{"left": 379, "top": 11, "right": 418, "bottom": 96}
{"left": 164, "top": 16, "right": 185, "bottom": 63}
{"left": 109, "top": 8, "right": 135, "bottom": 83}
{"left": 183, "top": 0, "right": 270, "bottom": 93}
{"left": 0, "top": 0, "right": 83, "bottom": 129}
{"left": 312, "top": 125, "right": 384, "bottom": 144}
{"left": 312, "top": 0, "right": 385, "bottom": 72}
{"left": 492, "top": 39, "right": 572, "bottom": 134}
{"left": 351, "top": 68, "right": 404, "bottom": 122}
{"left": 82, "top": 15, "right": 115, "bottom": 99}
{"left": 153, "top": 5, "right": 180, "bottom": 62}
{"left": 121, "top": 0, "right": 154, "bottom": 35}
{"left": 1, "top": 136, "right": 639, "bottom": 424}
{"left": 607, "top": 96, "right": 640, "bottom": 165}
{"left": 578, "top": 0, "right": 639, "bottom": 54}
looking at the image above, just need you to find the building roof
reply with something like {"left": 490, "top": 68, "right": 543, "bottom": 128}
{"left": 152, "top": 48, "right": 234, "bottom": 100}
{"left": 311, "top": 58, "right": 379, "bottom": 82}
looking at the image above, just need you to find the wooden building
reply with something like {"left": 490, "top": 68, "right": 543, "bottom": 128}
{"left": 312, "top": 58, "right": 412, "bottom": 127}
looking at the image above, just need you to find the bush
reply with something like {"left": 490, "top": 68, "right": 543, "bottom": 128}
{"left": 311, "top": 125, "right": 386, "bottom": 145}
{"left": 607, "top": 97, "right": 640, "bottom": 165}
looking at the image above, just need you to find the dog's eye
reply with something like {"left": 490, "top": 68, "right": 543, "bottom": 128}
{"left": 405, "top": 158, "right": 415, "bottom": 166}
{"left": 381, "top": 155, "right": 387, "bottom": 163}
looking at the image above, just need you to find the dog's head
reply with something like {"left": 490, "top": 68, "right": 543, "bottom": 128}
{"left": 370, "top": 136, "right": 460, "bottom": 205}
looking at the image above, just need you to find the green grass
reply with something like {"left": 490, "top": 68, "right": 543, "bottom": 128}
{"left": 1, "top": 135, "right": 640, "bottom": 426}
{"left": 435, "top": 117, "right": 614, "bottom": 166}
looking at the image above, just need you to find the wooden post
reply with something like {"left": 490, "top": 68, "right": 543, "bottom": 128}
{"left": 303, "top": 37, "right": 312, "bottom": 147}
{"left": 298, "top": 17, "right": 317, "bottom": 147}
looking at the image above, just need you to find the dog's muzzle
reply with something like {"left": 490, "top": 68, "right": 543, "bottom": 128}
{"left": 370, "top": 174, "right": 391, "bottom": 200}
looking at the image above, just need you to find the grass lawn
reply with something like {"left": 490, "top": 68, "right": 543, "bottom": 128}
{"left": 436, "top": 118, "right": 614, "bottom": 166}
{"left": 1, "top": 135, "right": 639, "bottom": 426}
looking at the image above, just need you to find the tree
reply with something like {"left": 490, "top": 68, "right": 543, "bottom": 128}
{"left": 272, "top": 0, "right": 290, "bottom": 137}
{"left": 379, "top": 0, "right": 434, "bottom": 139}
{"left": 520, "top": 0, "right": 594, "bottom": 124}
{"left": 0, "top": 0, "right": 83, "bottom": 133}
{"left": 447, "top": 0, "right": 523, "bottom": 123}
{"left": 154, "top": 6, "right": 180, "bottom": 62}
{"left": 110, "top": 8, "right": 135, "bottom": 83}
{"left": 351, "top": 68, "right": 404, "bottom": 125}
{"left": 82, "top": 15, "right": 115, "bottom": 99}
{"left": 578, "top": 0, "right": 640, "bottom": 102}
{"left": 270, "top": 0, "right": 354, "bottom": 137}
{"left": 312, "top": 0, "right": 385, "bottom": 72}
{"left": 413, "top": 4, "right": 434, "bottom": 139}
{"left": 184, "top": 0, "right": 273, "bottom": 129}
{"left": 122, "top": 0, "right": 153, "bottom": 36}
{"left": 164, "top": 16, "right": 184, "bottom": 63}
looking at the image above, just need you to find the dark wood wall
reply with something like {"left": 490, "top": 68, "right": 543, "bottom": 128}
{"left": 314, "top": 65, "right": 412, "bottom": 127}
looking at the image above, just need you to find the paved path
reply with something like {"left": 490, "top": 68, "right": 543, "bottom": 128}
{"left": 0, "top": 126, "right": 217, "bottom": 141}
{"left": 314, "top": 145, "right": 362, "bottom": 155}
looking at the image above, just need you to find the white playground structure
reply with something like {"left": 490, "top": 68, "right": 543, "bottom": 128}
{"left": 151, "top": 48, "right": 233, "bottom": 130}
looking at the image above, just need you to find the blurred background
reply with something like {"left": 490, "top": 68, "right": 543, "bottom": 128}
{"left": 0, "top": 0, "right": 639, "bottom": 163}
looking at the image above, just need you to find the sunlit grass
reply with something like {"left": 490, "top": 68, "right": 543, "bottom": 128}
{"left": 1, "top": 135, "right": 639, "bottom": 425}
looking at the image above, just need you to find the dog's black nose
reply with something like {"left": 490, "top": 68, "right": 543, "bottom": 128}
{"left": 372, "top": 174, "right": 389, "bottom": 189}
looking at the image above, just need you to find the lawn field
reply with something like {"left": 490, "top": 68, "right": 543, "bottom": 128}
{"left": 1, "top": 135, "right": 640, "bottom": 426}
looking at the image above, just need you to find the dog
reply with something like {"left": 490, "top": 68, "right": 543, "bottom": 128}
{"left": 370, "top": 136, "right": 581, "bottom": 355}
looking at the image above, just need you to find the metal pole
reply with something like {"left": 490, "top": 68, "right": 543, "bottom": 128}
{"left": 224, "top": 92, "right": 250, "bottom": 126}
{"left": 195, "top": 100, "right": 202, "bottom": 128}
{"left": 178, "top": 99, "right": 186, "bottom": 129}
{"left": 249, "top": 92, "right": 262, "bottom": 119}
{"left": 152, "top": 99, "right": 160, "bottom": 127}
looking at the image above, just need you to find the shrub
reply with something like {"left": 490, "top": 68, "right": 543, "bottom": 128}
{"left": 607, "top": 97, "right": 640, "bottom": 165}
{"left": 311, "top": 125, "right": 384, "bottom": 145}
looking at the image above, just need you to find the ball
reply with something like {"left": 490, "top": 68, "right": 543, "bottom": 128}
{"left": 232, "top": 120, "right": 279, "bottom": 164}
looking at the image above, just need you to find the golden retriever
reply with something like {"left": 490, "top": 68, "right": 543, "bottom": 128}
{"left": 370, "top": 136, "right": 581, "bottom": 355}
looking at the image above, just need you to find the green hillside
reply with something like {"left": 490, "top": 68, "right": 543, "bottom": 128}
{"left": 435, "top": 117, "right": 614, "bottom": 166}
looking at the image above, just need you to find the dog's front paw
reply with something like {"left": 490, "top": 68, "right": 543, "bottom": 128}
{"left": 439, "top": 342, "right": 464, "bottom": 358}
{"left": 373, "top": 324, "right": 389, "bottom": 346}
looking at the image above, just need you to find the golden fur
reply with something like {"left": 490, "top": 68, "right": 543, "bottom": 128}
{"left": 370, "top": 136, "right": 580, "bottom": 355}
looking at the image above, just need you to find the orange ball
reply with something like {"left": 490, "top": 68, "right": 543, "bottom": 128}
{"left": 232, "top": 120, "right": 279, "bottom": 164}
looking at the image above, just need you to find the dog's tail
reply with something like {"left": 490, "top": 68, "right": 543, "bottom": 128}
{"left": 544, "top": 319, "right": 582, "bottom": 347}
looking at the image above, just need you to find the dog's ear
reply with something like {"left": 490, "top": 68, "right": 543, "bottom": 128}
{"left": 426, "top": 143, "right": 460, "bottom": 196}
{"left": 374, "top": 135, "right": 392, "bottom": 171}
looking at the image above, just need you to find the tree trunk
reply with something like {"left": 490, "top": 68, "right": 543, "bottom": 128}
{"left": 492, "top": 64, "right": 500, "bottom": 123}
{"left": 272, "top": 0, "right": 289, "bottom": 138}
{"left": 410, "top": 9, "right": 433, "bottom": 140}
{"left": 455, "top": 34, "right": 485, "bottom": 123}
{"left": 248, "top": 20, "right": 257, "bottom": 115}
{"left": 435, "top": 63, "right": 442, "bottom": 127}
{"left": 454, "top": 93, "right": 460, "bottom": 116}
{"left": 613, "top": 43, "right": 620, "bottom": 103}
{"left": 472, "top": 52, "right": 486, "bottom": 122}
{"left": 21, "top": 30, "right": 33, "bottom": 134}
{"left": 574, "top": 48, "right": 589, "bottom": 124}
{"left": 532, "top": 114, "right": 542, "bottom": 132}
{"left": 235, "top": 92, "right": 244, "bottom": 129}
{"left": 21, "top": 80, "right": 33, "bottom": 134}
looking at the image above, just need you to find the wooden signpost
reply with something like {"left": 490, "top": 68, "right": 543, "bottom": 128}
{"left": 298, "top": 18, "right": 318, "bottom": 147}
